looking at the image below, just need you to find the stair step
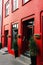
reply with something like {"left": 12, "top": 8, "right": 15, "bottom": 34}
{"left": 23, "top": 51, "right": 30, "bottom": 57}
{"left": 1, "top": 47, "right": 8, "bottom": 52}
{"left": 16, "top": 55, "right": 31, "bottom": 64}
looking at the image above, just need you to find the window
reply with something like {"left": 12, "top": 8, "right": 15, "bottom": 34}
{"left": 23, "top": 0, "right": 29, "bottom": 4}
{"left": 12, "top": 23, "right": 18, "bottom": 49}
{"left": 5, "top": 1, "right": 9, "bottom": 16}
{"left": 13, "top": 0, "right": 18, "bottom": 11}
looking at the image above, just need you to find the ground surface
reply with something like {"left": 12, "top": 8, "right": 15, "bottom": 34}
{"left": 0, "top": 47, "right": 31, "bottom": 65}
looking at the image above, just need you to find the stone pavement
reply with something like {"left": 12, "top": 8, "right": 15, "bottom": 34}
{"left": 0, "top": 47, "right": 31, "bottom": 65}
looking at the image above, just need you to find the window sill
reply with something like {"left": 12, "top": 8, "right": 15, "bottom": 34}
{"left": 5, "top": 14, "right": 9, "bottom": 18}
{"left": 12, "top": 8, "right": 19, "bottom": 13}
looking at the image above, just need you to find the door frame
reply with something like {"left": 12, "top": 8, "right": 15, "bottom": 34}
{"left": 21, "top": 15, "right": 35, "bottom": 53}
{"left": 40, "top": 11, "right": 43, "bottom": 58}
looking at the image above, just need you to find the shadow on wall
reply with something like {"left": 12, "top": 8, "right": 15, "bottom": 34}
{"left": 0, "top": 42, "right": 2, "bottom": 49}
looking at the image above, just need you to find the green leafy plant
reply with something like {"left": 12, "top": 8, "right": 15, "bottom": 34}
{"left": 12, "top": 39, "right": 18, "bottom": 50}
{"left": 29, "top": 37, "right": 38, "bottom": 56}
{"left": 34, "top": 34, "right": 41, "bottom": 39}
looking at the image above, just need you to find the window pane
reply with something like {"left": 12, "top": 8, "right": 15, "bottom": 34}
{"left": 6, "top": 1, "right": 9, "bottom": 16}
{"left": 24, "top": 0, "right": 29, "bottom": 3}
{"left": 17, "top": 24, "right": 18, "bottom": 29}
{"left": 6, "top": 9, "right": 9, "bottom": 16}
{"left": 16, "top": 0, "right": 18, "bottom": 8}
{"left": 13, "top": 0, "right": 18, "bottom": 10}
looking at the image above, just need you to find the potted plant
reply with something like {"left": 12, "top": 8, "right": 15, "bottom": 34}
{"left": 29, "top": 37, "right": 38, "bottom": 65}
{"left": 17, "top": 34, "right": 21, "bottom": 38}
{"left": 12, "top": 35, "right": 18, "bottom": 58}
{"left": 34, "top": 34, "right": 41, "bottom": 39}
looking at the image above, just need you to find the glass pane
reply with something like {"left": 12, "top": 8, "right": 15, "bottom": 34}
{"left": 24, "top": 0, "right": 29, "bottom": 3}
{"left": 17, "top": 24, "right": 18, "bottom": 29}
{"left": 6, "top": 8, "right": 9, "bottom": 16}
{"left": 6, "top": 4, "right": 9, "bottom": 8}
{"left": 13, "top": 0, "right": 18, "bottom": 10}
{"left": 6, "top": 1, "right": 9, "bottom": 16}
{"left": 13, "top": 0, "right": 15, "bottom": 10}
{"left": 16, "top": 0, "right": 18, "bottom": 8}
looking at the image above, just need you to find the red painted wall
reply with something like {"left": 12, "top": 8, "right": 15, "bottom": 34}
{"left": 0, "top": 19, "right": 1, "bottom": 43}
{"left": 2, "top": 0, "right": 43, "bottom": 65}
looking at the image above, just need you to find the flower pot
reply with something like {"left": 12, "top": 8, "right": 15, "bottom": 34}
{"left": 17, "top": 34, "right": 21, "bottom": 38}
{"left": 34, "top": 34, "right": 41, "bottom": 39}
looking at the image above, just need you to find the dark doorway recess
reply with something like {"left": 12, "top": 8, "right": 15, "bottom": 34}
{"left": 22, "top": 18, "right": 34, "bottom": 57}
{"left": 4, "top": 30, "right": 8, "bottom": 47}
{"left": 12, "top": 24, "right": 18, "bottom": 49}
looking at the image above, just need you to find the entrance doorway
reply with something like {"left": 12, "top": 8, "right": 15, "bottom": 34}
{"left": 4, "top": 30, "right": 8, "bottom": 47}
{"left": 12, "top": 24, "right": 18, "bottom": 49}
{"left": 22, "top": 18, "right": 34, "bottom": 57}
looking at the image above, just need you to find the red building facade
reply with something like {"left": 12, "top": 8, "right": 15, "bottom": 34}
{"left": 2, "top": 0, "right": 43, "bottom": 65}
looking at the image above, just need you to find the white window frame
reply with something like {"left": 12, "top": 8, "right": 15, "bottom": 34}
{"left": 23, "top": 0, "right": 29, "bottom": 3}
{"left": 5, "top": 1, "right": 9, "bottom": 16}
{"left": 13, "top": 23, "right": 18, "bottom": 29}
{"left": 13, "top": 0, "right": 18, "bottom": 11}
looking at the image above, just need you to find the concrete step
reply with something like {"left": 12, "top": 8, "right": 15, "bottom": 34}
{"left": 16, "top": 55, "right": 31, "bottom": 65}
{"left": 23, "top": 51, "right": 30, "bottom": 57}
{"left": 0, "top": 47, "right": 8, "bottom": 54}
{"left": 1, "top": 47, "right": 8, "bottom": 52}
